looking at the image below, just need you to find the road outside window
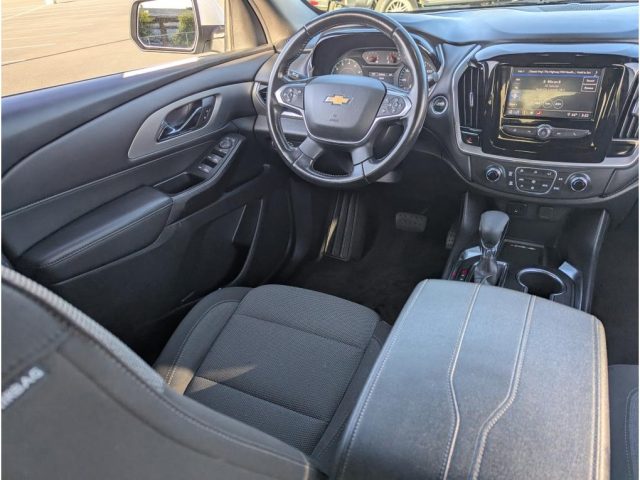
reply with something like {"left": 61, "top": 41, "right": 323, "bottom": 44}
{"left": 1, "top": 0, "right": 224, "bottom": 96}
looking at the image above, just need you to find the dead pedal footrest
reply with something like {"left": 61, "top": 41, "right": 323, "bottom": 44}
{"left": 323, "top": 191, "right": 366, "bottom": 262}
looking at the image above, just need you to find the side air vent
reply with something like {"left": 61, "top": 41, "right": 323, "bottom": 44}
{"left": 458, "top": 64, "right": 485, "bottom": 130}
{"left": 615, "top": 78, "right": 638, "bottom": 140}
{"left": 256, "top": 83, "right": 268, "bottom": 105}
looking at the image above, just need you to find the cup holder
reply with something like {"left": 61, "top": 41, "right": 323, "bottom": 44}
{"left": 517, "top": 268, "right": 566, "bottom": 299}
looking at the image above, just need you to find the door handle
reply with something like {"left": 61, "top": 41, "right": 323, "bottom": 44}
{"left": 156, "top": 96, "right": 214, "bottom": 142}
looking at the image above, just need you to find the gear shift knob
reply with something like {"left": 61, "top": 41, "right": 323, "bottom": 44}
{"left": 474, "top": 211, "right": 510, "bottom": 285}
{"left": 479, "top": 211, "right": 510, "bottom": 250}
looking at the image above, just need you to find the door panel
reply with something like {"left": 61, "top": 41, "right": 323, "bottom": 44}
{"left": 2, "top": 47, "right": 295, "bottom": 360}
{"left": 2, "top": 68, "right": 262, "bottom": 214}
{"left": 1, "top": 48, "right": 273, "bottom": 173}
{"left": 19, "top": 186, "right": 172, "bottom": 284}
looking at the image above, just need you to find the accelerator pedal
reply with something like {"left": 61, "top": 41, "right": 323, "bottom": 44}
{"left": 323, "top": 191, "right": 366, "bottom": 261}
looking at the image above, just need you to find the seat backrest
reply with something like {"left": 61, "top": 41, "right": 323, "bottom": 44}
{"left": 1, "top": 267, "right": 321, "bottom": 480}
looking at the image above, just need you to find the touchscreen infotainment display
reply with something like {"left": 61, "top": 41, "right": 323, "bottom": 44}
{"left": 505, "top": 67, "right": 602, "bottom": 120}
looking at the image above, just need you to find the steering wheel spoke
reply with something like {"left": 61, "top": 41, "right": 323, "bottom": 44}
{"left": 296, "top": 137, "right": 325, "bottom": 163}
{"left": 350, "top": 142, "right": 374, "bottom": 165}
{"left": 376, "top": 89, "right": 412, "bottom": 121}
{"left": 274, "top": 82, "right": 308, "bottom": 116}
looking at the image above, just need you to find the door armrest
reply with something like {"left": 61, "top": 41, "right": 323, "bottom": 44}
{"left": 19, "top": 187, "right": 171, "bottom": 283}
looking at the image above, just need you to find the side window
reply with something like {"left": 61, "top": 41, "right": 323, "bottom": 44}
{"left": 1, "top": 0, "right": 260, "bottom": 96}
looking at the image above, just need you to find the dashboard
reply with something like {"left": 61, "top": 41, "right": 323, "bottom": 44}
{"left": 308, "top": 31, "right": 442, "bottom": 91}
{"left": 255, "top": 2, "right": 638, "bottom": 205}
{"left": 330, "top": 48, "right": 437, "bottom": 91}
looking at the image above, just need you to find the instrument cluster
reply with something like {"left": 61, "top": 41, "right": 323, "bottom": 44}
{"left": 331, "top": 48, "right": 438, "bottom": 91}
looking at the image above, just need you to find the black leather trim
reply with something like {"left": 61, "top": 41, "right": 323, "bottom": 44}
{"left": 1, "top": 47, "right": 273, "bottom": 175}
{"left": 18, "top": 187, "right": 171, "bottom": 283}
{"left": 335, "top": 280, "right": 609, "bottom": 480}
{"left": 609, "top": 364, "right": 639, "bottom": 480}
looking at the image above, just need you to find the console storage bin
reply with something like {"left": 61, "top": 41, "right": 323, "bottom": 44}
{"left": 335, "top": 280, "right": 609, "bottom": 480}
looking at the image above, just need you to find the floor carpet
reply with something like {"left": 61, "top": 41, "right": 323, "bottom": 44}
{"left": 592, "top": 203, "right": 638, "bottom": 365}
{"left": 285, "top": 183, "right": 460, "bottom": 324}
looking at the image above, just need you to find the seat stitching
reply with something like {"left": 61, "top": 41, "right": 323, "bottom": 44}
{"left": 470, "top": 296, "right": 535, "bottom": 480}
{"left": 190, "top": 376, "right": 330, "bottom": 424}
{"left": 37, "top": 203, "right": 171, "bottom": 270}
{"left": 337, "top": 279, "right": 429, "bottom": 480}
{"left": 314, "top": 333, "right": 381, "bottom": 459}
{"left": 234, "top": 312, "right": 366, "bottom": 349}
{"left": 70, "top": 339, "right": 312, "bottom": 469}
{"left": 591, "top": 316, "right": 599, "bottom": 480}
{"left": 439, "top": 283, "right": 482, "bottom": 479}
{"left": 58, "top": 351, "right": 307, "bottom": 479}
{"left": 625, "top": 387, "right": 639, "bottom": 480}
{"left": 2, "top": 325, "right": 68, "bottom": 378}
{"left": 164, "top": 300, "right": 241, "bottom": 385}
{"left": 10, "top": 281, "right": 311, "bottom": 470}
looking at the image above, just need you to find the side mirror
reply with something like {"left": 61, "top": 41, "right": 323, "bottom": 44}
{"left": 131, "top": 0, "right": 225, "bottom": 53}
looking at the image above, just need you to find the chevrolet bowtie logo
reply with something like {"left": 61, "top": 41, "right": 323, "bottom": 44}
{"left": 324, "top": 95, "right": 351, "bottom": 106}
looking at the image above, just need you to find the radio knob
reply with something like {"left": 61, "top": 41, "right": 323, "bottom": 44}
{"left": 485, "top": 165, "right": 503, "bottom": 183}
{"left": 537, "top": 124, "right": 553, "bottom": 140}
{"left": 568, "top": 173, "right": 590, "bottom": 192}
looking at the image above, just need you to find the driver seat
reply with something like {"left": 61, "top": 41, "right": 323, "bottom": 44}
{"left": 2, "top": 267, "right": 389, "bottom": 479}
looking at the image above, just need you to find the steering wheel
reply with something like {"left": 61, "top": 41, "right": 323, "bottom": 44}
{"left": 266, "top": 8, "right": 429, "bottom": 187}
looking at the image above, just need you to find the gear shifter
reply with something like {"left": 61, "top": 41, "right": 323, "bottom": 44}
{"left": 473, "top": 211, "right": 510, "bottom": 285}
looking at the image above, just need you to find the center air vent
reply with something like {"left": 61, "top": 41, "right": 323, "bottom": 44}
{"left": 615, "top": 78, "right": 638, "bottom": 140}
{"left": 458, "top": 65, "right": 485, "bottom": 130}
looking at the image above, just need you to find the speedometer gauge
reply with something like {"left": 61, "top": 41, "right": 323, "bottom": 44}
{"left": 398, "top": 67, "right": 413, "bottom": 91}
{"left": 332, "top": 58, "right": 363, "bottom": 76}
{"left": 397, "top": 57, "right": 437, "bottom": 91}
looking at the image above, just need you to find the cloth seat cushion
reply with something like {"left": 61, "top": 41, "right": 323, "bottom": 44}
{"left": 155, "top": 284, "right": 390, "bottom": 472}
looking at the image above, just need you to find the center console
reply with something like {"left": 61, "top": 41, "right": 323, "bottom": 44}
{"left": 454, "top": 44, "right": 638, "bottom": 202}
{"left": 448, "top": 208, "right": 583, "bottom": 310}
{"left": 334, "top": 280, "right": 608, "bottom": 479}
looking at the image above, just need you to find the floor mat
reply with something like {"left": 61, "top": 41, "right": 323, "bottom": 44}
{"left": 284, "top": 186, "right": 459, "bottom": 324}
{"left": 592, "top": 204, "right": 638, "bottom": 365}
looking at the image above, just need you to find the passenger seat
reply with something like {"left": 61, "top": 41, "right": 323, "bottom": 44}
{"left": 609, "top": 364, "right": 638, "bottom": 480}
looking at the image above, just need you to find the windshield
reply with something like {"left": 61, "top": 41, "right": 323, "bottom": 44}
{"left": 303, "top": 0, "right": 628, "bottom": 13}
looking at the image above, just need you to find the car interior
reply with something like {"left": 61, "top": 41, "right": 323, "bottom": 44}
{"left": 1, "top": 0, "right": 638, "bottom": 478}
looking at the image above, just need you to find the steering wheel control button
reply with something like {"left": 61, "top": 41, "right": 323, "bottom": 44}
{"left": 378, "top": 94, "right": 407, "bottom": 117}
{"left": 485, "top": 165, "right": 503, "bottom": 183}
{"left": 430, "top": 96, "right": 448, "bottom": 115}
{"left": 536, "top": 124, "right": 553, "bottom": 140}
{"left": 568, "top": 173, "right": 590, "bottom": 192}
{"left": 281, "top": 86, "right": 304, "bottom": 109}
{"left": 515, "top": 167, "right": 557, "bottom": 194}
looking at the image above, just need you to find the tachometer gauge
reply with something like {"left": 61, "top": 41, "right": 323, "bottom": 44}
{"left": 425, "top": 57, "right": 436, "bottom": 76}
{"left": 332, "top": 58, "right": 363, "bottom": 76}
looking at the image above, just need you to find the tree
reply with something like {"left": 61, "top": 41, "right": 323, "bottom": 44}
{"left": 174, "top": 9, "right": 195, "bottom": 47}
{"left": 138, "top": 8, "right": 154, "bottom": 42}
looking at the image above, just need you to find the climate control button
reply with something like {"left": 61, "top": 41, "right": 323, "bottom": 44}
{"left": 536, "top": 124, "right": 553, "bottom": 140}
{"left": 568, "top": 173, "right": 590, "bottom": 192}
{"left": 485, "top": 165, "right": 503, "bottom": 182}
